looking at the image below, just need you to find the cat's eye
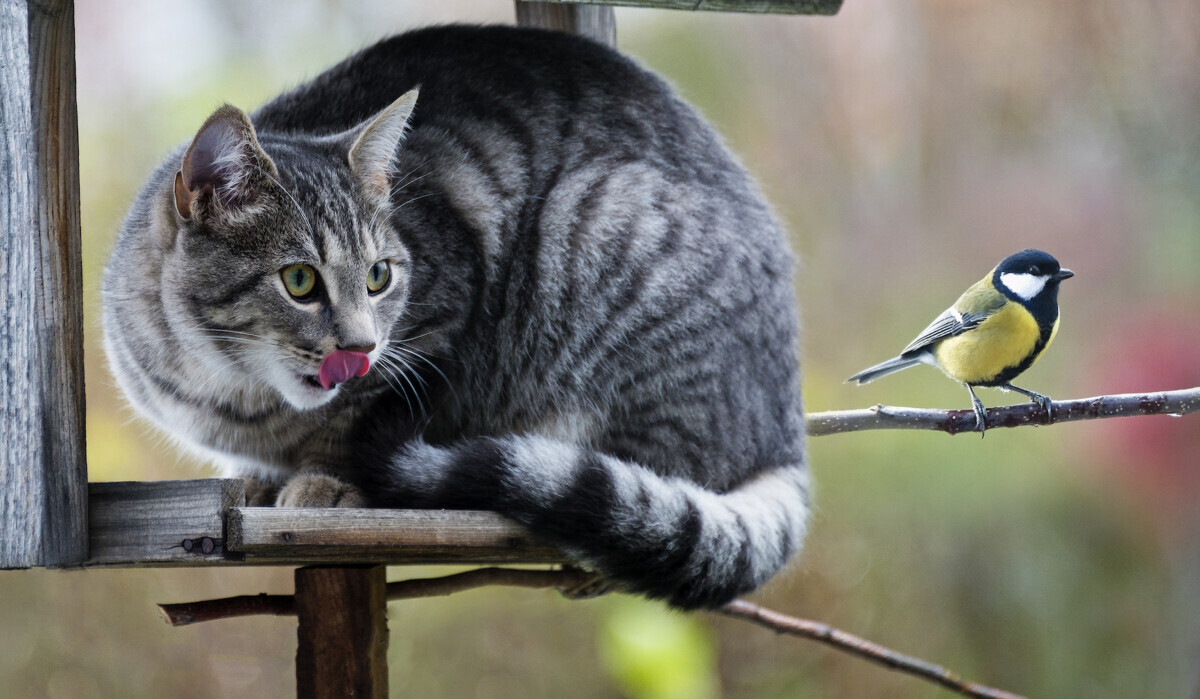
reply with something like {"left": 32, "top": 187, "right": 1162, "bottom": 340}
{"left": 366, "top": 260, "right": 390, "bottom": 294}
{"left": 281, "top": 264, "right": 318, "bottom": 300}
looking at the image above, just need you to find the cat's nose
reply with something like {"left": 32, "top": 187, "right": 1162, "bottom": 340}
{"left": 338, "top": 342, "right": 376, "bottom": 355}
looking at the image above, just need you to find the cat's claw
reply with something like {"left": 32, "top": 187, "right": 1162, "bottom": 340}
{"left": 560, "top": 568, "right": 613, "bottom": 600}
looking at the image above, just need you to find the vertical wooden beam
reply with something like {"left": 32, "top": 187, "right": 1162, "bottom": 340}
{"left": 295, "top": 566, "right": 389, "bottom": 699}
{"left": 515, "top": 1, "right": 617, "bottom": 47}
{"left": 0, "top": 0, "right": 87, "bottom": 569}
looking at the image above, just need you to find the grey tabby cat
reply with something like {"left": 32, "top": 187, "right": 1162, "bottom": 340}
{"left": 103, "top": 25, "right": 808, "bottom": 609}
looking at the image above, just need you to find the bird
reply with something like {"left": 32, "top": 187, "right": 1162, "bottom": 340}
{"left": 847, "top": 249, "right": 1074, "bottom": 435}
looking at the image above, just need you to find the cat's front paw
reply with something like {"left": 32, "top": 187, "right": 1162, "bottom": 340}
{"left": 276, "top": 473, "right": 366, "bottom": 508}
{"left": 242, "top": 476, "right": 282, "bottom": 506}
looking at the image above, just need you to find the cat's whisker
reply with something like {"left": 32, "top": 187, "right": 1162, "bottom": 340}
{"left": 397, "top": 327, "right": 441, "bottom": 344}
{"left": 388, "top": 158, "right": 432, "bottom": 192}
{"left": 373, "top": 355, "right": 419, "bottom": 418}
{"left": 385, "top": 344, "right": 455, "bottom": 403}
{"left": 393, "top": 191, "right": 439, "bottom": 212}
{"left": 251, "top": 163, "right": 315, "bottom": 238}
{"left": 385, "top": 353, "right": 428, "bottom": 418}
{"left": 380, "top": 347, "right": 429, "bottom": 389}
{"left": 391, "top": 170, "right": 433, "bottom": 196}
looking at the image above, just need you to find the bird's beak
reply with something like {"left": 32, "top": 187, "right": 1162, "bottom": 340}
{"left": 1055, "top": 268, "right": 1074, "bottom": 281}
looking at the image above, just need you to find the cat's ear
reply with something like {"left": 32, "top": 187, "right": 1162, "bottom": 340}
{"left": 174, "top": 105, "right": 277, "bottom": 222}
{"left": 348, "top": 88, "right": 419, "bottom": 204}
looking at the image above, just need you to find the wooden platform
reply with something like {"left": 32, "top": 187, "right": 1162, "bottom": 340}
{"left": 81, "top": 479, "right": 565, "bottom": 568}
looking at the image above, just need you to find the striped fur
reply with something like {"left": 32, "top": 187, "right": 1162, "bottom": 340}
{"left": 103, "top": 25, "right": 808, "bottom": 608}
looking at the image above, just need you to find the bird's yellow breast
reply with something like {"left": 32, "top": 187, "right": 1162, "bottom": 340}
{"left": 933, "top": 303, "right": 1052, "bottom": 384}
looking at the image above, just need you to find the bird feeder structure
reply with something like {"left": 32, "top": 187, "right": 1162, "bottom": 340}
{"left": 0, "top": 1, "right": 841, "bottom": 695}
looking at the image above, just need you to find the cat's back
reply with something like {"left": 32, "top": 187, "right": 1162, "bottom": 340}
{"left": 253, "top": 25, "right": 689, "bottom": 139}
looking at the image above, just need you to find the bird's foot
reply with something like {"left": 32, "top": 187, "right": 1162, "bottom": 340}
{"left": 968, "top": 388, "right": 987, "bottom": 437}
{"left": 1004, "top": 384, "right": 1054, "bottom": 421}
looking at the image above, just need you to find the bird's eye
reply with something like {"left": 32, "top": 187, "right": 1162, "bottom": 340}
{"left": 366, "top": 260, "right": 390, "bottom": 294}
{"left": 1028, "top": 265, "right": 1039, "bottom": 275}
{"left": 281, "top": 264, "right": 319, "bottom": 300}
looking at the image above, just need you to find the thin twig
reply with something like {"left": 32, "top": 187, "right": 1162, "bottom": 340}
{"left": 807, "top": 386, "right": 1200, "bottom": 436}
{"left": 384, "top": 566, "right": 597, "bottom": 600}
{"left": 157, "top": 568, "right": 596, "bottom": 626}
{"left": 718, "top": 599, "right": 1024, "bottom": 699}
{"left": 159, "top": 593, "right": 295, "bottom": 626}
{"left": 157, "top": 567, "right": 1020, "bottom": 698}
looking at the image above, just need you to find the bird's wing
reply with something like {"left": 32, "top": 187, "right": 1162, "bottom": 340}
{"left": 900, "top": 277, "right": 1005, "bottom": 355}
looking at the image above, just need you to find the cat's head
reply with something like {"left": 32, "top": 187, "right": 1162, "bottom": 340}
{"left": 163, "top": 90, "right": 421, "bottom": 410}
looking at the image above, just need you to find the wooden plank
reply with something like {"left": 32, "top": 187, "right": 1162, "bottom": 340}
{"left": 516, "top": 0, "right": 841, "bottom": 15}
{"left": 227, "top": 507, "right": 565, "bottom": 565}
{"left": 515, "top": 1, "right": 617, "bottom": 46}
{"left": 295, "top": 566, "right": 388, "bottom": 699}
{"left": 0, "top": 0, "right": 87, "bottom": 569}
{"left": 82, "top": 479, "right": 245, "bottom": 567}
{"left": 73, "top": 479, "right": 563, "bottom": 568}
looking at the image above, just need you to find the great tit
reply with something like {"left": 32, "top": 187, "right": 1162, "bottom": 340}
{"left": 848, "top": 249, "right": 1074, "bottom": 435}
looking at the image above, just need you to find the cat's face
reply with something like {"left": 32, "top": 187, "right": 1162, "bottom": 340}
{"left": 164, "top": 93, "right": 420, "bottom": 410}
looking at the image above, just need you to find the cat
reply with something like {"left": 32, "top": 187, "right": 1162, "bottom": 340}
{"left": 102, "top": 25, "right": 809, "bottom": 609}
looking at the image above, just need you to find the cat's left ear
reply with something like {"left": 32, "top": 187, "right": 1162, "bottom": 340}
{"left": 348, "top": 88, "right": 419, "bottom": 205}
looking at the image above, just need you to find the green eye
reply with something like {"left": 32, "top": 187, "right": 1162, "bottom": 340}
{"left": 281, "top": 264, "right": 317, "bottom": 299}
{"left": 366, "top": 260, "right": 390, "bottom": 294}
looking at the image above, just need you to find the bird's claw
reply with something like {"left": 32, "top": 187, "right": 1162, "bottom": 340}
{"left": 971, "top": 396, "right": 987, "bottom": 437}
{"left": 1033, "top": 393, "right": 1054, "bottom": 420}
{"left": 1002, "top": 383, "right": 1055, "bottom": 422}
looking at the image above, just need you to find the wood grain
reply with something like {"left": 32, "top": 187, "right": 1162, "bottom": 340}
{"left": 83, "top": 479, "right": 245, "bottom": 567}
{"left": 516, "top": 0, "right": 841, "bottom": 16}
{"left": 515, "top": 1, "right": 617, "bottom": 46}
{"left": 227, "top": 507, "right": 565, "bottom": 565}
{"left": 0, "top": 0, "right": 87, "bottom": 569}
{"left": 295, "top": 566, "right": 388, "bottom": 699}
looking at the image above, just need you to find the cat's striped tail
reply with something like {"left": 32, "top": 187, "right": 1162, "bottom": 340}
{"left": 359, "top": 435, "right": 809, "bottom": 610}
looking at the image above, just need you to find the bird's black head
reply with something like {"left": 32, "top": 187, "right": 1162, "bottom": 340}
{"left": 992, "top": 249, "right": 1074, "bottom": 320}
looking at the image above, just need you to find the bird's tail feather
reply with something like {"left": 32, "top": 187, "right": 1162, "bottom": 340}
{"left": 846, "top": 355, "right": 922, "bottom": 384}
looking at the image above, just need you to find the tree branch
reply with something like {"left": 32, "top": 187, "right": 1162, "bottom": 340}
{"left": 718, "top": 599, "right": 1023, "bottom": 699}
{"left": 159, "top": 593, "right": 295, "bottom": 626}
{"left": 158, "top": 567, "right": 1022, "bottom": 698}
{"left": 807, "top": 386, "right": 1200, "bottom": 436}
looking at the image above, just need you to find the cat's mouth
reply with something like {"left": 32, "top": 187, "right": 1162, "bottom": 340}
{"left": 297, "top": 350, "right": 372, "bottom": 394}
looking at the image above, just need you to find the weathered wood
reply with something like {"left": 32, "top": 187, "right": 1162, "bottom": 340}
{"left": 70, "top": 479, "right": 563, "bottom": 568}
{"left": 1, "top": 0, "right": 87, "bottom": 569}
{"left": 517, "top": 0, "right": 841, "bottom": 15}
{"left": 83, "top": 479, "right": 245, "bottom": 567}
{"left": 227, "top": 507, "right": 565, "bottom": 565}
{"left": 295, "top": 566, "right": 388, "bottom": 699}
{"left": 516, "top": 1, "right": 617, "bottom": 46}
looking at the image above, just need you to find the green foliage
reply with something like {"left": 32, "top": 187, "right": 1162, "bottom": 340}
{"left": 599, "top": 598, "right": 719, "bottom": 699}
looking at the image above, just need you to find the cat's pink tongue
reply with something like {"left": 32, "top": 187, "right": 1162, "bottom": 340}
{"left": 318, "top": 350, "right": 370, "bottom": 390}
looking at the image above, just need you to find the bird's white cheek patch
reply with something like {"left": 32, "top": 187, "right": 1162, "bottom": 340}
{"left": 999, "top": 272, "right": 1048, "bottom": 301}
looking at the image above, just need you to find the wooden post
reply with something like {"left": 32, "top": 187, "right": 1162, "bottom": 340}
{"left": 295, "top": 566, "right": 389, "bottom": 699}
{"left": 515, "top": 1, "right": 617, "bottom": 47}
{"left": 0, "top": 0, "right": 87, "bottom": 568}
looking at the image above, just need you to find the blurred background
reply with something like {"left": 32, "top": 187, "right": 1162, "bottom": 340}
{"left": 2, "top": 0, "right": 1199, "bottom": 696}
